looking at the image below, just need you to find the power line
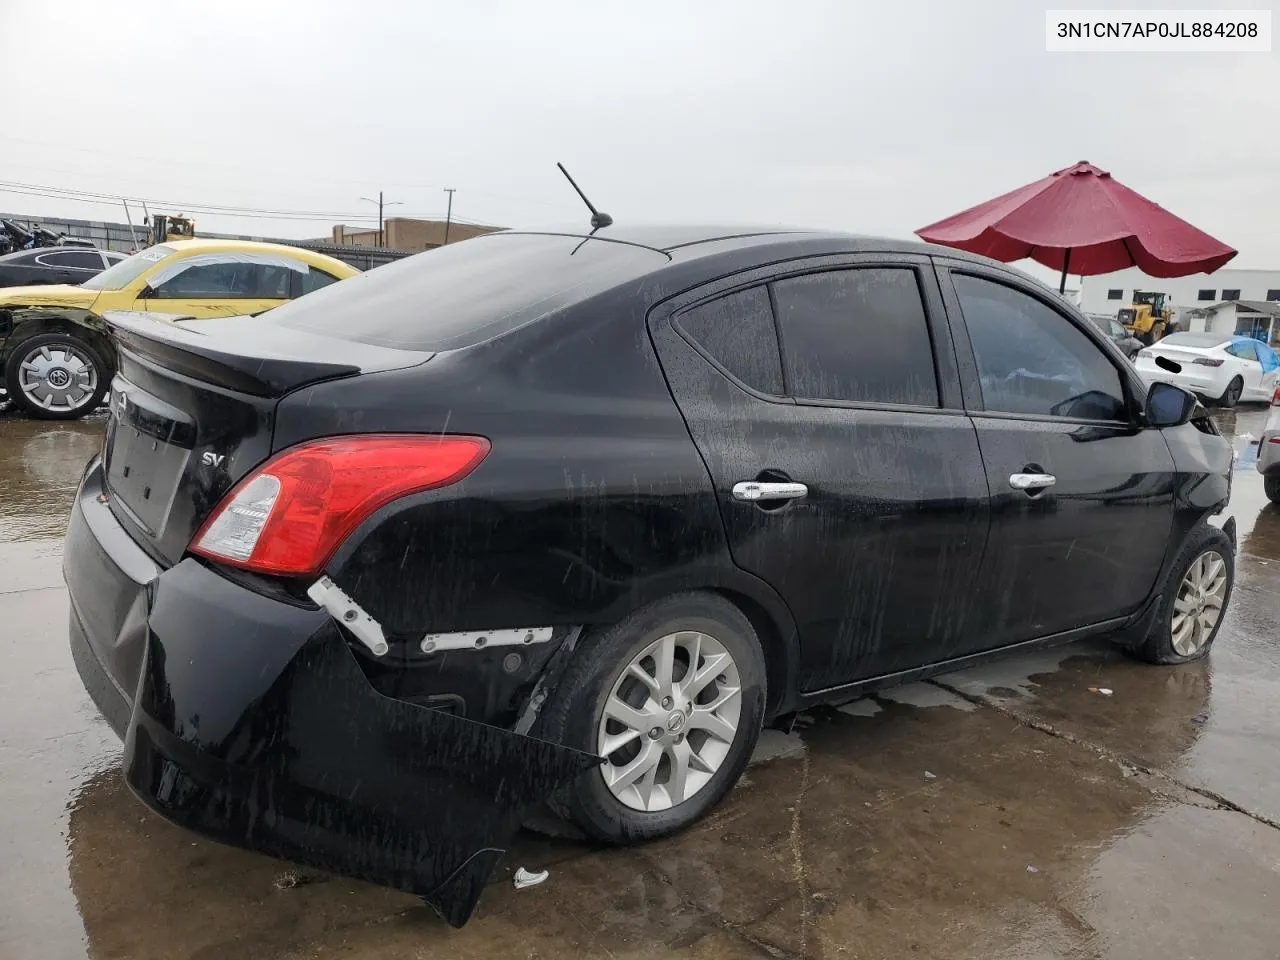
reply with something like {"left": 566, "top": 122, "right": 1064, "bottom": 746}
{"left": 0, "top": 179, "right": 383, "bottom": 221}
{"left": 0, "top": 134, "right": 568, "bottom": 211}
{"left": 0, "top": 185, "right": 378, "bottom": 224}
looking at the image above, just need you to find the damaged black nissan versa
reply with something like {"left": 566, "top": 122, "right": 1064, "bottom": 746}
{"left": 65, "top": 225, "right": 1236, "bottom": 926}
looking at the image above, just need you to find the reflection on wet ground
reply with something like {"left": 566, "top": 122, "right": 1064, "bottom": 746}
{"left": 1, "top": 405, "right": 1278, "bottom": 959}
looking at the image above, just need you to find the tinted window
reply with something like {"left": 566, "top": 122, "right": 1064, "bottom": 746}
{"left": 1222, "top": 289, "right": 1241, "bottom": 301}
{"left": 152, "top": 259, "right": 293, "bottom": 298}
{"left": 299, "top": 267, "right": 341, "bottom": 296}
{"left": 677, "top": 286, "right": 783, "bottom": 394}
{"left": 1266, "top": 289, "right": 1280, "bottom": 301}
{"left": 953, "top": 274, "right": 1126, "bottom": 421}
{"left": 271, "top": 233, "right": 666, "bottom": 351}
{"left": 770, "top": 268, "right": 938, "bottom": 407}
{"left": 1197, "top": 289, "right": 1216, "bottom": 301}
{"left": 37, "top": 250, "right": 103, "bottom": 269}
{"left": 1106, "top": 288, "right": 1122, "bottom": 300}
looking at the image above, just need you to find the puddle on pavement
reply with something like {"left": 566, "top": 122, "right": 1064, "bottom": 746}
{"left": 0, "top": 412, "right": 104, "bottom": 543}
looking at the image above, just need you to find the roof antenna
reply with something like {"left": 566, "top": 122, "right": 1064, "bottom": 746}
{"left": 557, "top": 162, "right": 613, "bottom": 230}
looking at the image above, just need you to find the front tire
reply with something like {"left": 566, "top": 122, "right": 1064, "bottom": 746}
{"left": 1265, "top": 475, "right": 1280, "bottom": 505}
{"left": 1129, "top": 525, "right": 1234, "bottom": 665}
{"left": 1217, "top": 376, "right": 1243, "bottom": 409}
{"left": 3, "top": 332, "right": 108, "bottom": 420}
{"left": 539, "top": 593, "right": 766, "bottom": 844}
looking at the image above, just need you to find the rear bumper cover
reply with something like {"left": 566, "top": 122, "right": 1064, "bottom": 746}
{"left": 65, "top": 459, "right": 598, "bottom": 926}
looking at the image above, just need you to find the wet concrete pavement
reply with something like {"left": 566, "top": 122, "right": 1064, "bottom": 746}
{"left": 1, "top": 405, "right": 1278, "bottom": 960}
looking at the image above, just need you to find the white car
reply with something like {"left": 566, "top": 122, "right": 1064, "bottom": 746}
{"left": 1260, "top": 385, "right": 1280, "bottom": 504}
{"left": 1134, "top": 333, "right": 1280, "bottom": 408}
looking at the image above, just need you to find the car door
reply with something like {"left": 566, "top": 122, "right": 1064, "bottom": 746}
{"left": 935, "top": 261, "right": 1177, "bottom": 651}
{"left": 648, "top": 255, "right": 991, "bottom": 691}
{"left": 141, "top": 254, "right": 292, "bottom": 319}
{"left": 1224, "top": 340, "right": 1265, "bottom": 399}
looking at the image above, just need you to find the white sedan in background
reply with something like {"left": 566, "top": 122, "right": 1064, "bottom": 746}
{"left": 1135, "top": 333, "right": 1280, "bottom": 408}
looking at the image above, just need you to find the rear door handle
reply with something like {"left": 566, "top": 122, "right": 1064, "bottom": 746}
{"left": 732, "top": 481, "right": 809, "bottom": 502}
{"left": 1009, "top": 473, "right": 1056, "bottom": 491}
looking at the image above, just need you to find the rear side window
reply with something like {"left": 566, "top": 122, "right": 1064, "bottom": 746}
{"left": 270, "top": 233, "right": 667, "bottom": 351}
{"left": 1226, "top": 341, "right": 1259, "bottom": 361}
{"left": 953, "top": 274, "right": 1126, "bottom": 422}
{"left": 771, "top": 267, "right": 939, "bottom": 407}
{"left": 299, "top": 267, "right": 341, "bottom": 296}
{"left": 676, "top": 287, "right": 783, "bottom": 394}
{"left": 37, "top": 251, "right": 102, "bottom": 269}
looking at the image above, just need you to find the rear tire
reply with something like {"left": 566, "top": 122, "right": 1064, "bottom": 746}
{"left": 1128, "top": 524, "right": 1233, "bottom": 665}
{"left": 1217, "top": 377, "right": 1243, "bottom": 409}
{"left": 538, "top": 593, "right": 766, "bottom": 844}
{"left": 3, "top": 331, "right": 108, "bottom": 420}
{"left": 1266, "top": 475, "right": 1280, "bottom": 505}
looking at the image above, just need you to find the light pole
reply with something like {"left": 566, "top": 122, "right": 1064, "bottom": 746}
{"left": 443, "top": 188, "right": 456, "bottom": 246}
{"left": 359, "top": 192, "right": 403, "bottom": 247}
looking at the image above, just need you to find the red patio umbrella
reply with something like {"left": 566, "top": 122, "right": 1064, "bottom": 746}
{"left": 916, "top": 161, "right": 1236, "bottom": 294}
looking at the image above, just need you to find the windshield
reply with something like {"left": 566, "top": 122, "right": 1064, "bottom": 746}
{"left": 1159, "top": 332, "right": 1228, "bottom": 349}
{"left": 80, "top": 245, "right": 173, "bottom": 291}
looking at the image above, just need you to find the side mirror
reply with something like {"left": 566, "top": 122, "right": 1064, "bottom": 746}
{"left": 1146, "top": 381, "right": 1197, "bottom": 428}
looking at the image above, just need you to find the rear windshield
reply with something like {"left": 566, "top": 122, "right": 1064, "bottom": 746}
{"left": 81, "top": 245, "right": 173, "bottom": 290}
{"left": 268, "top": 232, "right": 668, "bottom": 351}
{"left": 1159, "top": 333, "right": 1227, "bottom": 349}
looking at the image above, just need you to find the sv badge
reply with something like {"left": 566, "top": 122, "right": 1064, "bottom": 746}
{"left": 201, "top": 452, "right": 226, "bottom": 468}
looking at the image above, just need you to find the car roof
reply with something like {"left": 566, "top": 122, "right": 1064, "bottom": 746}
{"left": 509, "top": 223, "right": 1014, "bottom": 268}
{"left": 160, "top": 238, "right": 358, "bottom": 275}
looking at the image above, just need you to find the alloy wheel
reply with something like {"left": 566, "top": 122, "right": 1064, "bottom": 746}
{"left": 17, "top": 343, "right": 98, "bottom": 413}
{"left": 1171, "top": 550, "right": 1228, "bottom": 657}
{"left": 596, "top": 630, "right": 742, "bottom": 812}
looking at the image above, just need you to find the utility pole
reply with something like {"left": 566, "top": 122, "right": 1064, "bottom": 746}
{"left": 359, "top": 192, "right": 402, "bottom": 247}
{"left": 443, "top": 188, "right": 456, "bottom": 246}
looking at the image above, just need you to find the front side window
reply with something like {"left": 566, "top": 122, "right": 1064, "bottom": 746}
{"left": 149, "top": 256, "right": 296, "bottom": 299}
{"left": 952, "top": 273, "right": 1126, "bottom": 422}
{"left": 677, "top": 286, "right": 783, "bottom": 394}
{"left": 770, "top": 267, "right": 939, "bottom": 407}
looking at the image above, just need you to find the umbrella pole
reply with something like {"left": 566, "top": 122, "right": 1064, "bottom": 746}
{"left": 1059, "top": 248, "right": 1071, "bottom": 296}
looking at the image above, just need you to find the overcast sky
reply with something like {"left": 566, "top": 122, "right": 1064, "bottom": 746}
{"left": 0, "top": 0, "right": 1275, "bottom": 282}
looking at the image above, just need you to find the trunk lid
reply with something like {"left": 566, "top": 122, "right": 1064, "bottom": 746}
{"left": 101, "top": 312, "right": 433, "bottom": 566}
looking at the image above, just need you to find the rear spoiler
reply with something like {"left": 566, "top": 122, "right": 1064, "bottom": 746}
{"left": 103, "top": 311, "right": 430, "bottom": 398}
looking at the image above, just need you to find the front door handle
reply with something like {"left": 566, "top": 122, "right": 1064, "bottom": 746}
{"left": 1009, "top": 473, "right": 1056, "bottom": 491}
{"left": 733, "top": 481, "right": 809, "bottom": 502}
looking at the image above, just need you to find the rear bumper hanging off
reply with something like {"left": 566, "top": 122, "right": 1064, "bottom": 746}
{"left": 67, "top": 474, "right": 599, "bottom": 927}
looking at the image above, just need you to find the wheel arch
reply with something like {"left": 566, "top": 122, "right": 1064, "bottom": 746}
{"left": 3, "top": 309, "right": 117, "bottom": 374}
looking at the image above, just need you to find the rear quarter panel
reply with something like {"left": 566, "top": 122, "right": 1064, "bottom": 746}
{"left": 274, "top": 286, "right": 788, "bottom": 643}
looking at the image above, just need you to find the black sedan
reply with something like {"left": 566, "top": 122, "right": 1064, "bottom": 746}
{"left": 65, "top": 225, "right": 1235, "bottom": 926}
{"left": 0, "top": 247, "right": 124, "bottom": 288}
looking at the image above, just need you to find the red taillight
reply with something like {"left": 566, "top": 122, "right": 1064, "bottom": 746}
{"left": 190, "top": 434, "right": 490, "bottom": 577}
{"left": 1192, "top": 357, "right": 1224, "bottom": 367}
{"left": 1273, "top": 384, "right": 1280, "bottom": 406}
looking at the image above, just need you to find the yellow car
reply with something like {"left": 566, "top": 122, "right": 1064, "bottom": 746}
{"left": 0, "top": 239, "right": 358, "bottom": 419}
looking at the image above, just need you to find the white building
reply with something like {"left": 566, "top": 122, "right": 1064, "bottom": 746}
{"left": 1079, "top": 267, "right": 1280, "bottom": 343}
